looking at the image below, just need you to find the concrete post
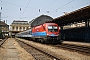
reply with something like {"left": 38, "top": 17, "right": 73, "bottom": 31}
{"left": 0, "top": 12, "right": 1, "bottom": 21}
{"left": 85, "top": 19, "right": 89, "bottom": 27}
{"left": 85, "top": 19, "right": 89, "bottom": 42}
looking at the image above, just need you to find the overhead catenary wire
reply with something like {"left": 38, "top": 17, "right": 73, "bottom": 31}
{"left": 49, "top": 0, "right": 74, "bottom": 14}
{"left": 0, "top": 0, "right": 39, "bottom": 11}
{"left": 0, "top": 0, "right": 74, "bottom": 14}
{"left": 34, "top": 0, "right": 58, "bottom": 13}
{"left": 41, "top": 0, "right": 58, "bottom": 13}
{"left": 0, "top": 0, "right": 89, "bottom": 20}
{"left": 0, "top": 0, "right": 2, "bottom": 11}
{"left": 0, "top": 0, "right": 37, "bottom": 20}
{"left": 0, "top": 0, "right": 32, "bottom": 11}
{"left": 0, "top": 0, "right": 21, "bottom": 7}
{"left": 45, "top": 0, "right": 57, "bottom": 9}
{"left": 20, "top": 0, "right": 31, "bottom": 19}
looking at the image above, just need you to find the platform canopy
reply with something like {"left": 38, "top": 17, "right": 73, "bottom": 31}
{"left": 52, "top": 5, "right": 90, "bottom": 26}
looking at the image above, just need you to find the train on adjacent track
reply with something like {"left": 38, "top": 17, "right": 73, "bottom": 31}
{"left": 16, "top": 23, "right": 63, "bottom": 43}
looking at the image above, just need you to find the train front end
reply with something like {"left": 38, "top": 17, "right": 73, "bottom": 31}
{"left": 44, "top": 23, "right": 62, "bottom": 43}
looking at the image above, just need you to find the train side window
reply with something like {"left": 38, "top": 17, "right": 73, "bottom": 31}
{"left": 78, "top": 31, "right": 80, "bottom": 34}
{"left": 82, "top": 30, "right": 84, "bottom": 34}
{"left": 86, "top": 30, "right": 88, "bottom": 32}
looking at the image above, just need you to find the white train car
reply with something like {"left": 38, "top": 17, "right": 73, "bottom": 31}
{"left": 15, "top": 29, "right": 32, "bottom": 39}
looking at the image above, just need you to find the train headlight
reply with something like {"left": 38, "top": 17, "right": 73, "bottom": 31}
{"left": 59, "top": 27, "right": 61, "bottom": 30}
{"left": 47, "top": 34, "right": 49, "bottom": 35}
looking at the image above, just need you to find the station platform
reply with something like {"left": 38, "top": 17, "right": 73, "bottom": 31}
{"left": 63, "top": 41, "right": 90, "bottom": 47}
{"left": 0, "top": 38, "right": 35, "bottom": 60}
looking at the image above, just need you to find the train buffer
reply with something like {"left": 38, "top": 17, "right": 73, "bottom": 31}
{"left": 0, "top": 38, "right": 35, "bottom": 60}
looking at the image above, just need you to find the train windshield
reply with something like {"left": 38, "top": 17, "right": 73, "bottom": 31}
{"left": 48, "top": 26, "right": 58, "bottom": 32}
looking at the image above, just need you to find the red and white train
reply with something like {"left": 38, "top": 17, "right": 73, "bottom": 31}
{"left": 16, "top": 23, "right": 63, "bottom": 43}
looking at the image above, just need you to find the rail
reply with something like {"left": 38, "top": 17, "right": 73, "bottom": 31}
{"left": 54, "top": 44, "right": 90, "bottom": 55}
{"left": 16, "top": 38, "right": 65, "bottom": 60}
{"left": 0, "top": 39, "right": 7, "bottom": 47}
{"left": 16, "top": 39, "right": 60, "bottom": 60}
{"left": 16, "top": 38, "right": 90, "bottom": 60}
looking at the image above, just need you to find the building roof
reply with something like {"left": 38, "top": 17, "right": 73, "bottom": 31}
{"left": 13, "top": 20, "right": 28, "bottom": 22}
{"left": 0, "top": 21, "right": 8, "bottom": 26}
{"left": 52, "top": 5, "right": 90, "bottom": 26}
{"left": 31, "top": 15, "right": 53, "bottom": 27}
{"left": 11, "top": 20, "right": 29, "bottom": 24}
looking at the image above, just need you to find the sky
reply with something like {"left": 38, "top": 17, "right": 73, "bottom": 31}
{"left": 0, "top": 0, "right": 90, "bottom": 25}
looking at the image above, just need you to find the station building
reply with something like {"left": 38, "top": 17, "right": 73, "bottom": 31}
{"left": 0, "top": 21, "right": 9, "bottom": 38}
{"left": 51, "top": 5, "right": 90, "bottom": 43}
{"left": 9, "top": 20, "right": 30, "bottom": 37}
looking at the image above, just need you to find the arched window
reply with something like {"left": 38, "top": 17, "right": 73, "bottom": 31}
{"left": 16, "top": 27, "right": 18, "bottom": 31}
{"left": 20, "top": 27, "right": 22, "bottom": 31}
{"left": 23, "top": 27, "right": 25, "bottom": 30}
{"left": 26, "top": 27, "right": 28, "bottom": 30}
{"left": 12, "top": 27, "right": 14, "bottom": 30}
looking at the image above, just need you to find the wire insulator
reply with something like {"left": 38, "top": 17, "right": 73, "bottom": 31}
{"left": 20, "top": 8, "right": 21, "bottom": 11}
{"left": 1, "top": 7, "right": 2, "bottom": 10}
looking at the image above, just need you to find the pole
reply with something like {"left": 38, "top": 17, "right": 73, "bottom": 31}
{"left": 0, "top": 12, "right": 1, "bottom": 21}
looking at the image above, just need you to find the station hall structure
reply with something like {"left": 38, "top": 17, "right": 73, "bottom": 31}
{"left": 9, "top": 20, "right": 30, "bottom": 37}
{"left": 51, "top": 5, "right": 90, "bottom": 43}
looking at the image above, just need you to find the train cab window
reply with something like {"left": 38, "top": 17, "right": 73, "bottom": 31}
{"left": 48, "top": 26, "right": 53, "bottom": 32}
{"left": 53, "top": 26, "right": 58, "bottom": 32}
{"left": 48, "top": 26, "right": 58, "bottom": 32}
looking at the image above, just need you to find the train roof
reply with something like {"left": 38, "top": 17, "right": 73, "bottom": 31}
{"left": 16, "top": 29, "right": 31, "bottom": 34}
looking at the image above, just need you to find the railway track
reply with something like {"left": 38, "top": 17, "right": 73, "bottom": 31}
{"left": 54, "top": 44, "right": 90, "bottom": 55}
{"left": 0, "top": 39, "right": 7, "bottom": 47}
{"left": 16, "top": 38, "right": 90, "bottom": 60}
{"left": 16, "top": 40, "right": 60, "bottom": 60}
